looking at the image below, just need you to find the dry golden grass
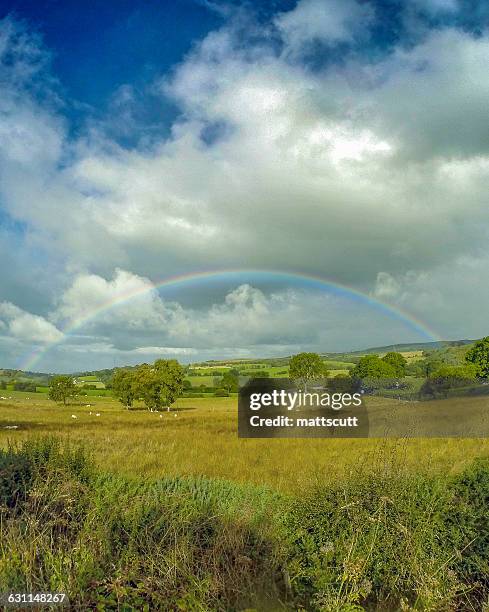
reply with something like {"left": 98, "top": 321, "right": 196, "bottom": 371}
{"left": 1, "top": 392, "right": 489, "bottom": 493}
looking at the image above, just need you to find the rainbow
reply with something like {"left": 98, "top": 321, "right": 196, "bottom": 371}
{"left": 19, "top": 268, "right": 442, "bottom": 371}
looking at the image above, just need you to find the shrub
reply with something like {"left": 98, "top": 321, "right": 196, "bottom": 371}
{"left": 285, "top": 464, "right": 462, "bottom": 610}
{"left": 214, "top": 388, "right": 229, "bottom": 397}
{"left": 420, "top": 364, "right": 478, "bottom": 398}
{"left": 13, "top": 381, "right": 37, "bottom": 392}
{"left": 352, "top": 355, "right": 396, "bottom": 379}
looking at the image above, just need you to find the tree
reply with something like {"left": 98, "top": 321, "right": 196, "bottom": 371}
{"left": 352, "top": 355, "right": 396, "bottom": 379}
{"left": 289, "top": 352, "right": 328, "bottom": 390}
{"left": 420, "top": 364, "right": 478, "bottom": 398}
{"left": 48, "top": 375, "right": 78, "bottom": 405}
{"left": 154, "top": 359, "right": 185, "bottom": 409}
{"left": 466, "top": 337, "right": 489, "bottom": 378}
{"left": 381, "top": 352, "right": 407, "bottom": 376}
{"left": 133, "top": 359, "right": 185, "bottom": 412}
{"left": 112, "top": 368, "right": 137, "bottom": 409}
{"left": 220, "top": 370, "right": 239, "bottom": 393}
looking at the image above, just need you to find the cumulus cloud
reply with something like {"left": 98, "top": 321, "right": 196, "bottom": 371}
{"left": 1, "top": 7, "right": 489, "bottom": 369}
{"left": 0, "top": 302, "right": 62, "bottom": 344}
{"left": 275, "top": 0, "right": 373, "bottom": 54}
{"left": 32, "top": 270, "right": 435, "bottom": 361}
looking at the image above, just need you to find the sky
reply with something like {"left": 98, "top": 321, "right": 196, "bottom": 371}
{"left": 1, "top": 0, "right": 489, "bottom": 372}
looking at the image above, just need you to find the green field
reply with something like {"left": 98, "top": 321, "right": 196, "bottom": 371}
{"left": 2, "top": 392, "right": 489, "bottom": 609}
{"left": 2, "top": 393, "right": 489, "bottom": 492}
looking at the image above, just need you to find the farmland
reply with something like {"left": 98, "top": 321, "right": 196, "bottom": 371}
{"left": 2, "top": 391, "right": 489, "bottom": 492}
{"left": 2, "top": 390, "right": 489, "bottom": 610}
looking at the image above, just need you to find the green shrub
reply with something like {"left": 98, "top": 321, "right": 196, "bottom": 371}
{"left": 420, "top": 364, "right": 478, "bottom": 398}
{"left": 444, "top": 457, "right": 489, "bottom": 605}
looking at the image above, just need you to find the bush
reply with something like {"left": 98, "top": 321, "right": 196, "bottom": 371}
{"left": 445, "top": 458, "right": 489, "bottom": 601}
{"left": 352, "top": 355, "right": 396, "bottom": 379}
{"left": 13, "top": 381, "right": 37, "bottom": 392}
{"left": 284, "top": 458, "right": 488, "bottom": 611}
{"left": 420, "top": 365, "right": 478, "bottom": 398}
{"left": 214, "top": 388, "right": 229, "bottom": 397}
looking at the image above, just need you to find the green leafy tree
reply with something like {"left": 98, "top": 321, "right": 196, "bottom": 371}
{"left": 352, "top": 355, "right": 396, "bottom": 379}
{"left": 408, "top": 357, "right": 444, "bottom": 377}
{"left": 48, "top": 375, "right": 78, "bottom": 405}
{"left": 289, "top": 352, "right": 328, "bottom": 390}
{"left": 381, "top": 352, "right": 407, "bottom": 376}
{"left": 465, "top": 337, "right": 489, "bottom": 378}
{"left": 154, "top": 359, "right": 185, "bottom": 409}
{"left": 134, "top": 359, "right": 185, "bottom": 412}
{"left": 112, "top": 369, "right": 137, "bottom": 409}
{"left": 220, "top": 370, "right": 239, "bottom": 393}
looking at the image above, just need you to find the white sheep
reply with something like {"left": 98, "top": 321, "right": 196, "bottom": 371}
{"left": 71, "top": 415, "right": 77, "bottom": 419}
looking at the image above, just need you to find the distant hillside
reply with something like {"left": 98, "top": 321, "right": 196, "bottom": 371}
{"left": 2, "top": 338, "right": 479, "bottom": 378}
{"left": 325, "top": 339, "right": 474, "bottom": 357}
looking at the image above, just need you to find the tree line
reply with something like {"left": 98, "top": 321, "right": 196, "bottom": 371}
{"left": 46, "top": 337, "right": 489, "bottom": 406}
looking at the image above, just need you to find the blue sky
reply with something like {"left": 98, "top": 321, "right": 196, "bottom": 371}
{"left": 1, "top": 0, "right": 489, "bottom": 371}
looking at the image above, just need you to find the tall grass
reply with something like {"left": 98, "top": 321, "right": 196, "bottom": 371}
{"left": 1, "top": 438, "right": 489, "bottom": 610}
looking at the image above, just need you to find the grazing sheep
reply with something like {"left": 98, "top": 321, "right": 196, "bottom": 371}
{"left": 96, "top": 413, "right": 100, "bottom": 417}
{"left": 71, "top": 415, "right": 77, "bottom": 419}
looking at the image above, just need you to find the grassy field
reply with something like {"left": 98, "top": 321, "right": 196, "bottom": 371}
{"left": 2, "top": 392, "right": 489, "bottom": 609}
{"left": 2, "top": 392, "right": 489, "bottom": 494}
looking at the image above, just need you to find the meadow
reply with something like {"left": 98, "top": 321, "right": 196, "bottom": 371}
{"left": 2, "top": 391, "right": 489, "bottom": 493}
{"left": 2, "top": 370, "right": 489, "bottom": 610}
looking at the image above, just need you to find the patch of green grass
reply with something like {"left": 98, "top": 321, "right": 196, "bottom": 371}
{"left": 185, "top": 375, "right": 217, "bottom": 387}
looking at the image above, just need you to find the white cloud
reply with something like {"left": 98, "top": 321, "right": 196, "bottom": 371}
{"left": 0, "top": 302, "right": 63, "bottom": 344}
{"left": 1, "top": 12, "right": 489, "bottom": 369}
{"left": 39, "top": 270, "right": 437, "bottom": 359}
{"left": 275, "top": 0, "right": 374, "bottom": 54}
{"left": 373, "top": 273, "right": 402, "bottom": 300}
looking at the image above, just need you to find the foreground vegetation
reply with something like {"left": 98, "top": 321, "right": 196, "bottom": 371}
{"left": 1, "top": 438, "right": 488, "bottom": 610}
